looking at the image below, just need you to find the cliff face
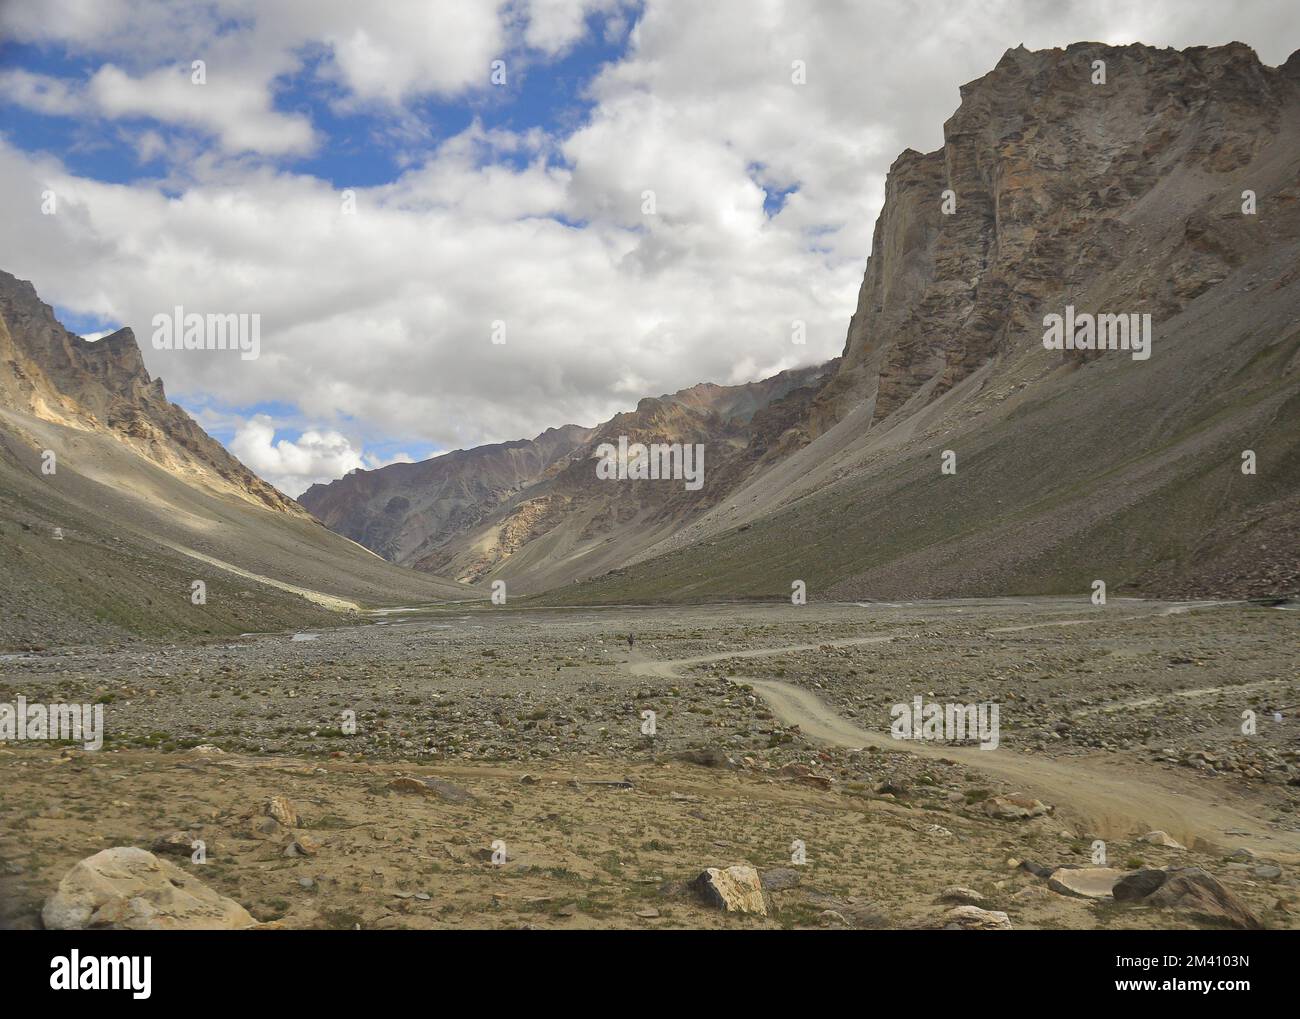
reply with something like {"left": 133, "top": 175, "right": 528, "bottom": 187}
{"left": 0, "top": 271, "right": 305, "bottom": 517}
{"left": 541, "top": 41, "right": 1300, "bottom": 605}
{"left": 810, "top": 42, "right": 1300, "bottom": 433}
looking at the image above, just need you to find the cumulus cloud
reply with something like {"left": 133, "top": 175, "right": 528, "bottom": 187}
{"left": 228, "top": 414, "right": 414, "bottom": 496}
{"left": 1, "top": 0, "right": 1296, "bottom": 491}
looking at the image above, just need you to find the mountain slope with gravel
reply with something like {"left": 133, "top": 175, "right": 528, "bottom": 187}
{"left": 0, "top": 273, "right": 474, "bottom": 646}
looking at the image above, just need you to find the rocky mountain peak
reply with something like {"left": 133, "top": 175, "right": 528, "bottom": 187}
{"left": 809, "top": 42, "right": 1300, "bottom": 432}
{"left": 0, "top": 269, "right": 304, "bottom": 517}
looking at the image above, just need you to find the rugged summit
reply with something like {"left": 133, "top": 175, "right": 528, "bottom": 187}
{"left": 811, "top": 41, "right": 1300, "bottom": 431}
{"left": 0, "top": 272, "right": 300, "bottom": 516}
{"left": 0, "top": 275, "right": 470, "bottom": 644}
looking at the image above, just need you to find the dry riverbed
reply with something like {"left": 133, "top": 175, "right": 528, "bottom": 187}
{"left": 1, "top": 598, "right": 1297, "bottom": 929}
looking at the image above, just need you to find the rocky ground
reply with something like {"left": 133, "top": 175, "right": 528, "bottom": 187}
{"left": 1, "top": 598, "right": 1297, "bottom": 929}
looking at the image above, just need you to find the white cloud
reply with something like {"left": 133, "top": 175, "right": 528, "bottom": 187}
{"left": 0, "top": 70, "right": 89, "bottom": 116}
{"left": 89, "top": 64, "right": 317, "bottom": 156}
{"left": 0, "top": 0, "right": 518, "bottom": 156}
{"left": 228, "top": 415, "right": 362, "bottom": 496}
{"left": 523, "top": 0, "right": 627, "bottom": 57}
{"left": 2, "top": 0, "right": 1297, "bottom": 494}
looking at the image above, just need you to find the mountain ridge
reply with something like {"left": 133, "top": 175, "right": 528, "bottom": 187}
{"left": 306, "top": 41, "right": 1300, "bottom": 603}
{"left": 0, "top": 273, "right": 474, "bottom": 646}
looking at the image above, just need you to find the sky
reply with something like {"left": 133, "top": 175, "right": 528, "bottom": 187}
{"left": 1, "top": 0, "right": 1296, "bottom": 496}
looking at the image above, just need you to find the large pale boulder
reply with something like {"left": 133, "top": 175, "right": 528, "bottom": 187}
{"left": 691, "top": 865, "right": 768, "bottom": 915}
{"left": 42, "top": 847, "right": 256, "bottom": 930}
{"left": 1048, "top": 867, "right": 1127, "bottom": 899}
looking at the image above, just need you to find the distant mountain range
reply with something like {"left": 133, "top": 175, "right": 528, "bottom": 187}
{"left": 299, "top": 362, "right": 834, "bottom": 592}
{"left": 4, "top": 42, "right": 1297, "bottom": 641}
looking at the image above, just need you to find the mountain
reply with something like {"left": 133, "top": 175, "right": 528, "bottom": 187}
{"left": 300, "top": 363, "right": 833, "bottom": 592}
{"left": 284, "top": 42, "right": 1300, "bottom": 605}
{"left": 551, "top": 42, "right": 1300, "bottom": 603}
{"left": 0, "top": 271, "right": 473, "bottom": 647}
{"left": 299, "top": 424, "right": 596, "bottom": 566}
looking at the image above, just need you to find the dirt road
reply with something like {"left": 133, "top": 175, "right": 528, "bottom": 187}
{"left": 626, "top": 631, "right": 1300, "bottom": 857}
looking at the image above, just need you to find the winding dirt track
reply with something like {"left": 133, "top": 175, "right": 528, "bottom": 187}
{"left": 627, "top": 635, "right": 1300, "bottom": 856}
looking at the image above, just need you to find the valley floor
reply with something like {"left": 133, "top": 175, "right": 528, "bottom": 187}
{"left": 1, "top": 598, "right": 1297, "bottom": 929}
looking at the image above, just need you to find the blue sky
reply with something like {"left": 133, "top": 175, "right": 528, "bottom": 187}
{"left": 2, "top": 0, "right": 1295, "bottom": 495}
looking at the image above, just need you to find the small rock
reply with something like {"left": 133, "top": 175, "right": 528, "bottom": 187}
{"left": 265, "top": 796, "right": 298, "bottom": 828}
{"left": 942, "top": 905, "right": 1012, "bottom": 930}
{"left": 938, "top": 886, "right": 986, "bottom": 905}
{"left": 982, "top": 795, "right": 1050, "bottom": 820}
{"left": 1139, "top": 830, "right": 1185, "bottom": 850}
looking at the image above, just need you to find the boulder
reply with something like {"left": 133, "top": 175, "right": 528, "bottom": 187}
{"left": 1048, "top": 867, "right": 1126, "bottom": 899}
{"left": 690, "top": 865, "right": 767, "bottom": 915}
{"left": 386, "top": 776, "right": 474, "bottom": 802}
{"left": 1145, "top": 868, "right": 1264, "bottom": 930}
{"left": 982, "top": 795, "right": 1050, "bottom": 820}
{"left": 1139, "top": 830, "right": 1185, "bottom": 849}
{"left": 42, "top": 847, "right": 255, "bottom": 930}
{"left": 760, "top": 867, "right": 803, "bottom": 891}
{"left": 1113, "top": 868, "right": 1169, "bottom": 901}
